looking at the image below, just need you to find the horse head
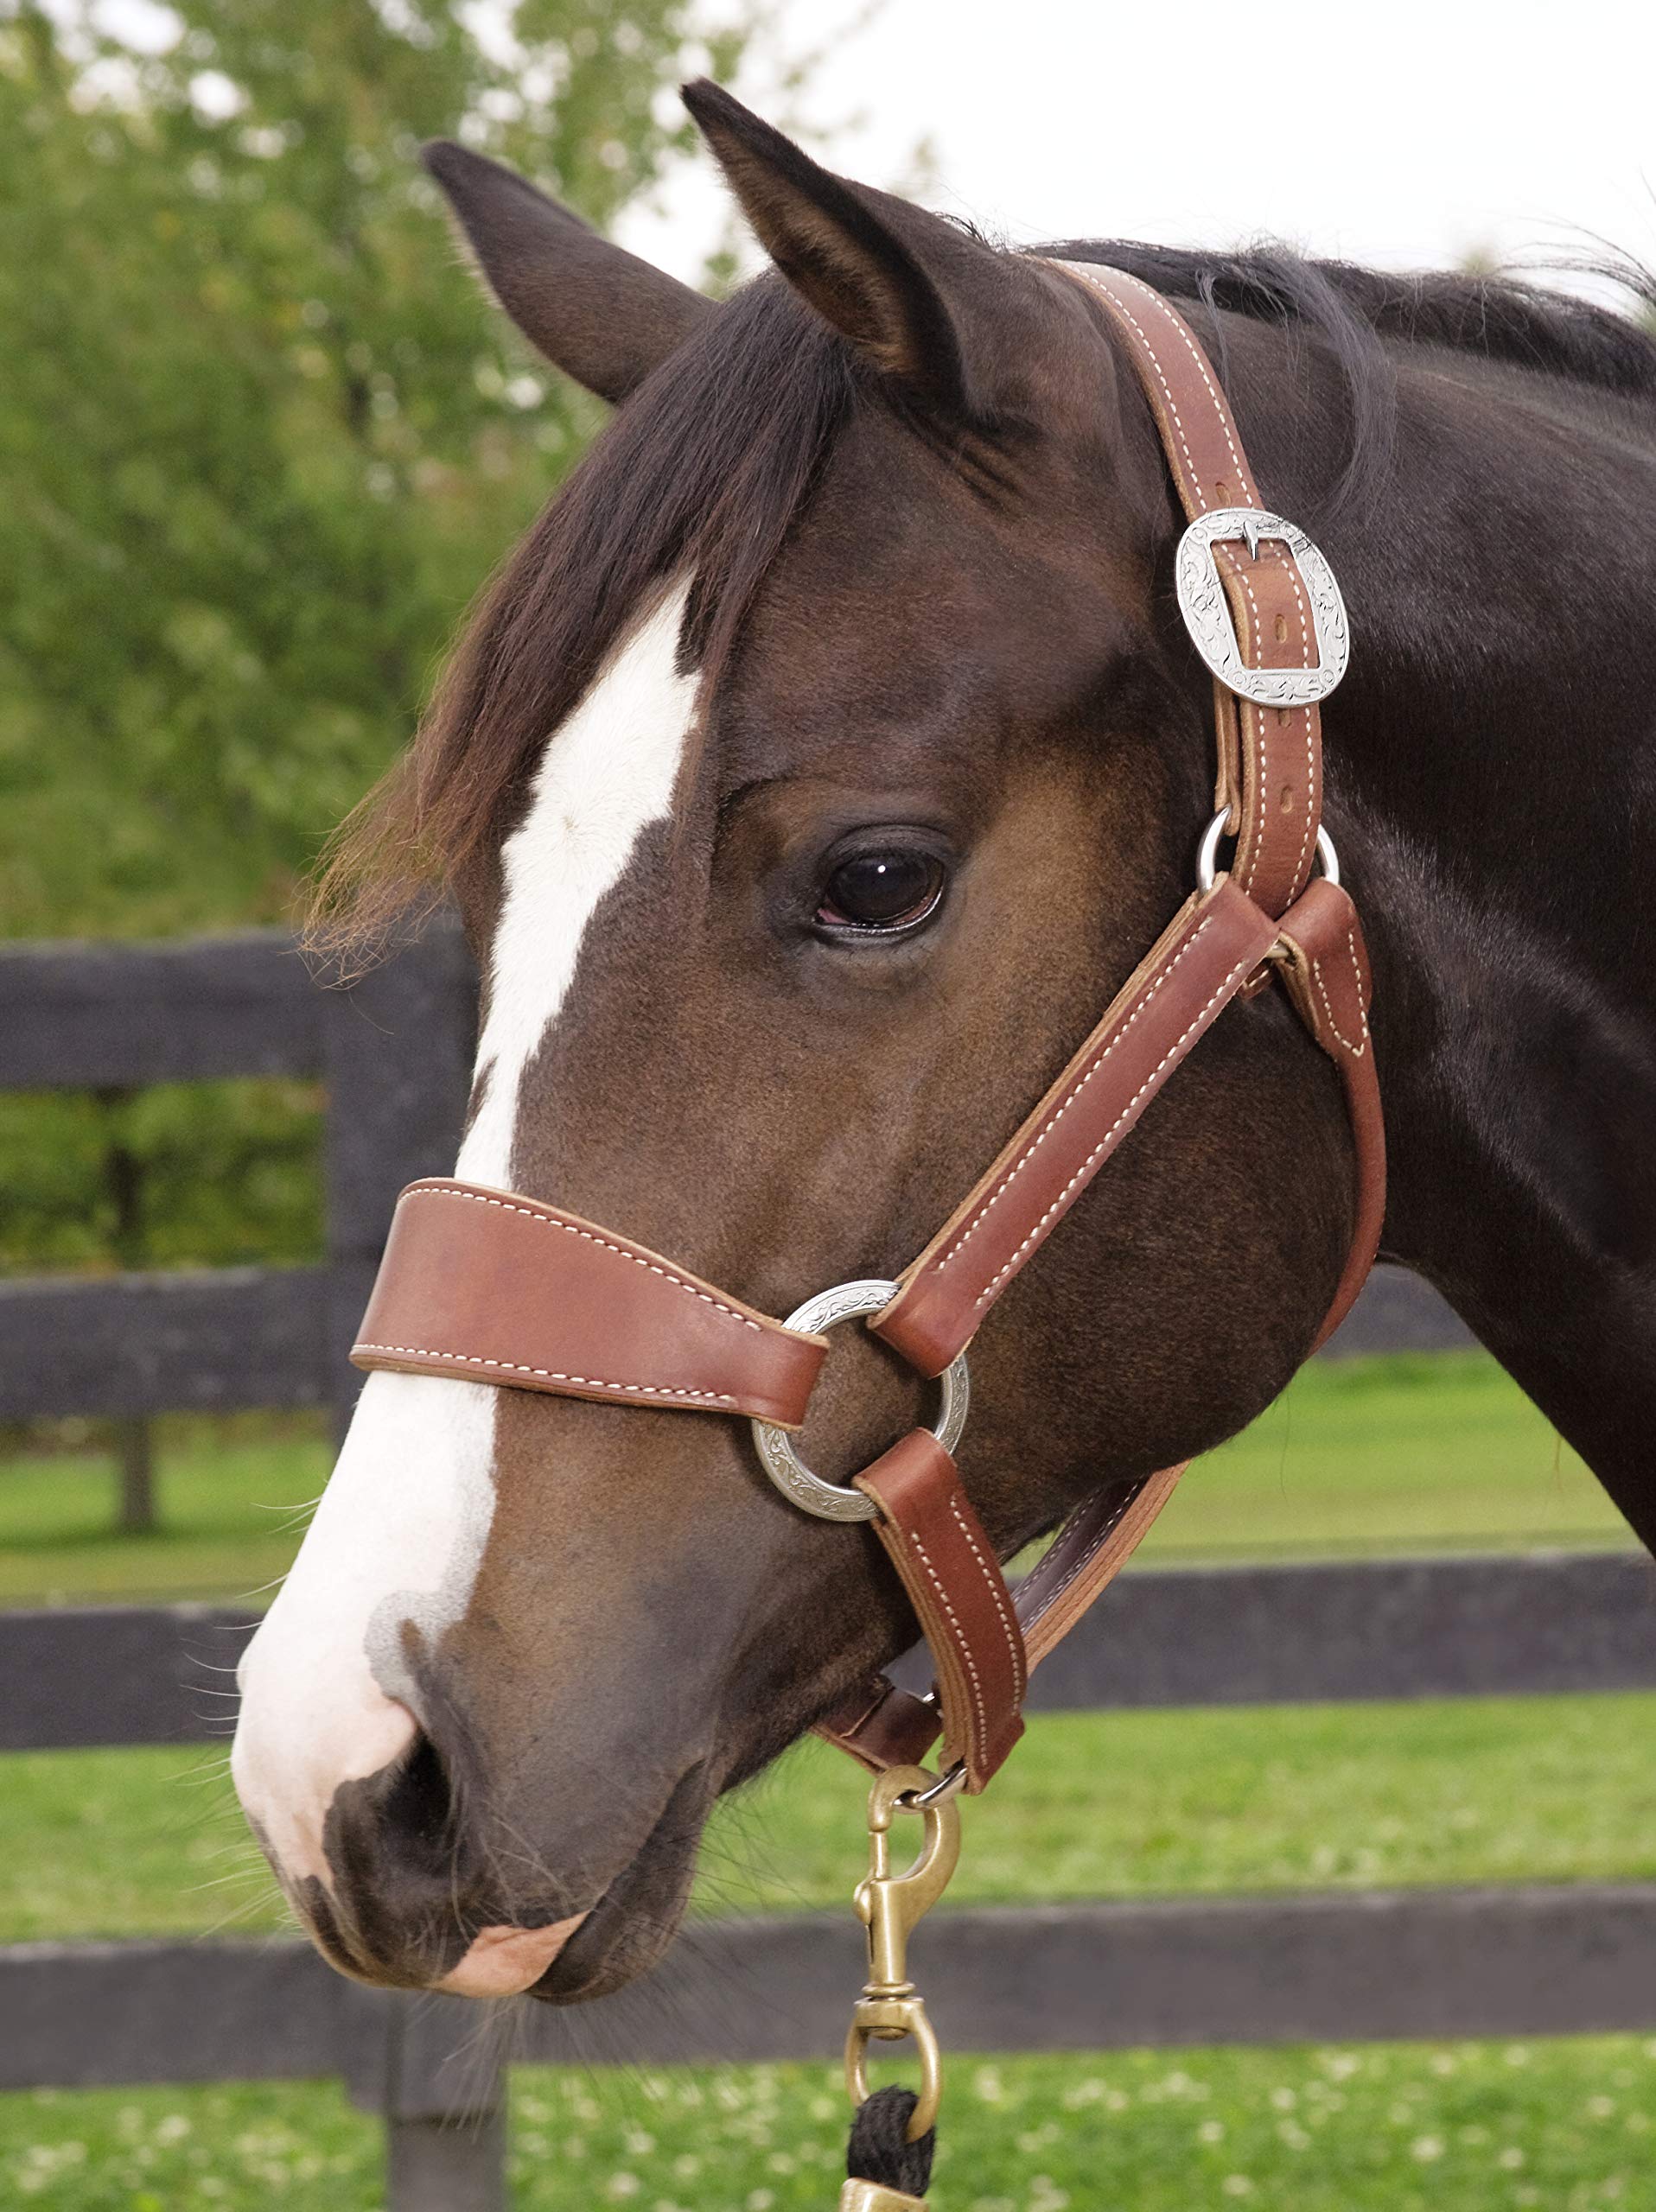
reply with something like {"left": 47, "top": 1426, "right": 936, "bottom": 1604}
{"left": 232, "top": 85, "right": 1354, "bottom": 2001}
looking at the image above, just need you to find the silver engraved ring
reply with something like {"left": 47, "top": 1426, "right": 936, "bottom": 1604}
{"left": 750, "top": 1278, "right": 971, "bottom": 1522}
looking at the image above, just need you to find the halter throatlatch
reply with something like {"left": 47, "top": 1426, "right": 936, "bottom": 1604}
{"left": 351, "top": 264, "right": 1385, "bottom": 2209}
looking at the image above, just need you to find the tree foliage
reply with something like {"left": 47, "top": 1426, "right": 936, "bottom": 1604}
{"left": 0, "top": 0, "right": 749, "bottom": 937}
{"left": 0, "top": 0, "right": 767, "bottom": 1304}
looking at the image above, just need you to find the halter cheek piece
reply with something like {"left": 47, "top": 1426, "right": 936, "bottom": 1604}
{"left": 353, "top": 263, "right": 1385, "bottom": 1808}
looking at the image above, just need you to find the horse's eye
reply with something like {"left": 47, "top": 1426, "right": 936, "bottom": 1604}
{"left": 817, "top": 849, "right": 946, "bottom": 933}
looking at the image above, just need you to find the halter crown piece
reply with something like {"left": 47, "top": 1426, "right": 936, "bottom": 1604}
{"left": 352, "top": 265, "right": 1385, "bottom": 2208}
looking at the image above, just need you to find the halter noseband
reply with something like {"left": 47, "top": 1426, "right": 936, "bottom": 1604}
{"left": 352, "top": 263, "right": 1385, "bottom": 1806}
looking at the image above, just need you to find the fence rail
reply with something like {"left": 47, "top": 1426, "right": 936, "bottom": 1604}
{"left": 0, "top": 926, "right": 475, "bottom": 1433}
{"left": 14, "top": 1881, "right": 1656, "bottom": 2097}
{"left": 6, "top": 1549, "right": 1653, "bottom": 1754}
{"left": 1, "top": 923, "right": 1644, "bottom": 2211}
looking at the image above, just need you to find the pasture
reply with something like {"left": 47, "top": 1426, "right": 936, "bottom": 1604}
{"left": 4, "top": 1350, "right": 1653, "bottom": 2205}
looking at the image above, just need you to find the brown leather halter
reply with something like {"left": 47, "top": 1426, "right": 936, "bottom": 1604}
{"left": 352, "top": 264, "right": 1385, "bottom": 1809}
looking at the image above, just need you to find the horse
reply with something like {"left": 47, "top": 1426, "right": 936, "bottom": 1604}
{"left": 232, "top": 81, "right": 1656, "bottom": 2013}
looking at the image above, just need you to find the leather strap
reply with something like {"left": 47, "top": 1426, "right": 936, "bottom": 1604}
{"left": 351, "top": 1179, "right": 828, "bottom": 1429}
{"left": 817, "top": 1463, "right": 1186, "bottom": 1784}
{"left": 826, "top": 281, "right": 1381, "bottom": 1786}
{"left": 874, "top": 880, "right": 1281, "bottom": 1377}
{"left": 1271, "top": 879, "right": 1385, "bottom": 1347}
{"left": 1053, "top": 262, "right": 1324, "bottom": 920}
{"left": 853, "top": 1429, "right": 1027, "bottom": 1791}
{"left": 1013, "top": 1463, "right": 1188, "bottom": 1667}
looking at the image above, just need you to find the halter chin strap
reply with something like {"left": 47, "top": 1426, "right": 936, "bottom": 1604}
{"left": 351, "top": 265, "right": 1385, "bottom": 1800}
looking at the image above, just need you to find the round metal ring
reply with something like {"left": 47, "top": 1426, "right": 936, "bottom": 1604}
{"left": 750, "top": 1278, "right": 971, "bottom": 1522}
{"left": 1196, "top": 808, "right": 1340, "bottom": 893}
{"left": 902, "top": 1758, "right": 968, "bottom": 1809}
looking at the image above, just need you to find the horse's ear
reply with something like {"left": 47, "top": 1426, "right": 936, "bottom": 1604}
{"left": 682, "top": 80, "right": 989, "bottom": 417}
{"left": 421, "top": 142, "right": 714, "bottom": 404}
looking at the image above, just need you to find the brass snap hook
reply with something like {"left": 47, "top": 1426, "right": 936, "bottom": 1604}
{"left": 844, "top": 1764, "right": 962, "bottom": 2143}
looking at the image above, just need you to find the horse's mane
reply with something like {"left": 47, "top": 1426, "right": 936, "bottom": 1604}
{"left": 1054, "top": 240, "right": 1656, "bottom": 397}
{"left": 312, "top": 238, "right": 1656, "bottom": 956}
{"left": 1048, "top": 238, "right": 1656, "bottom": 525}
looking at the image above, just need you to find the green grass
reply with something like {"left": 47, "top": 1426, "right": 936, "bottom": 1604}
{"left": 0, "top": 1353, "right": 1627, "bottom": 1608}
{"left": 0, "top": 1423, "right": 330, "bottom": 1605}
{"left": 7, "top": 2037, "right": 1656, "bottom": 2208}
{"left": 1141, "top": 1352, "right": 1620, "bottom": 1560}
{"left": 9, "top": 1694, "right": 1656, "bottom": 1945}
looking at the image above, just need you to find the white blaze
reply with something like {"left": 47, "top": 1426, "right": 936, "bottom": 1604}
{"left": 233, "top": 588, "right": 699, "bottom": 1899}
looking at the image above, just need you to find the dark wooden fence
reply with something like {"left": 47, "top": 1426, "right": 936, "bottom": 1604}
{"left": 4, "top": 925, "right": 1650, "bottom": 2212}
{"left": 0, "top": 927, "right": 475, "bottom": 1429}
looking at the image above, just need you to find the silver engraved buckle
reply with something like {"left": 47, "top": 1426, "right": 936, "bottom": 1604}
{"left": 1175, "top": 506, "right": 1350, "bottom": 707}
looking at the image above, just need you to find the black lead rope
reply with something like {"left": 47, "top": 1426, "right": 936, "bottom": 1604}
{"left": 846, "top": 2086, "right": 935, "bottom": 2201}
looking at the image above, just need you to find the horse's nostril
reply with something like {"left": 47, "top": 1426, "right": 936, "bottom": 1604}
{"left": 383, "top": 1726, "right": 455, "bottom": 1847}
{"left": 354, "top": 1722, "right": 472, "bottom": 1888}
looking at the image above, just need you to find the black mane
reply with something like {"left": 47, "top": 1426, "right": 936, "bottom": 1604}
{"left": 1041, "top": 239, "right": 1656, "bottom": 523}
{"left": 1048, "top": 240, "right": 1656, "bottom": 396}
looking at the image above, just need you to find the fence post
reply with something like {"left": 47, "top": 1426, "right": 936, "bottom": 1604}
{"left": 340, "top": 1983, "right": 507, "bottom": 2212}
{"left": 382, "top": 1993, "right": 507, "bottom": 2212}
{"left": 321, "top": 924, "right": 476, "bottom": 1437}
{"left": 96, "top": 1085, "right": 158, "bottom": 1532}
{"left": 386, "top": 2108, "right": 509, "bottom": 2212}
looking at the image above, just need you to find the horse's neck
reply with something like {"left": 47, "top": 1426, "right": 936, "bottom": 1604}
{"left": 1273, "top": 340, "right": 1656, "bottom": 1526}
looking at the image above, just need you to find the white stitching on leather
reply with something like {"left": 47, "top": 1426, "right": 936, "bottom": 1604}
{"left": 1215, "top": 550, "right": 1271, "bottom": 894}
{"left": 1065, "top": 269, "right": 1212, "bottom": 510}
{"left": 1213, "top": 546, "right": 1319, "bottom": 900}
{"left": 352, "top": 1344, "right": 736, "bottom": 1403}
{"left": 971, "top": 943, "right": 1263, "bottom": 1309}
{"left": 1088, "top": 265, "right": 1256, "bottom": 501}
{"left": 400, "top": 1184, "right": 765, "bottom": 1332}
{"left": 948, "top": 1497, "right": 1027, "bottom": 1703}
{"left": 1278, "top": 560, "right": 1318, "bottom": 893}
{"left": 1311, "top": 928, "right": 1370, "bottom": 1057}
{"left": 933, "top": 913, "right": 1220, "bottom": 1274}
{"left": 908, "top": 1528, "right": 989, "bottom": 1758}
{"left": 1020, "top": 1483, "right": 1142, "bottom": 1628}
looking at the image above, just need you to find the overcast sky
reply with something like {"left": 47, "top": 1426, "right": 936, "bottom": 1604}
{"left": 621, "top": 0, "right": 1655, "bottom": 298}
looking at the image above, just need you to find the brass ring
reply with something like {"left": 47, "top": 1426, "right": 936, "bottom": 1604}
{"left": 845, "top": 2003, "right": 944, "bottom": 2142}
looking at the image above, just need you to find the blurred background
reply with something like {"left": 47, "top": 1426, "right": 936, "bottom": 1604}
{"left": 3, "top": 0, "right": 1653, "bottom": 2205}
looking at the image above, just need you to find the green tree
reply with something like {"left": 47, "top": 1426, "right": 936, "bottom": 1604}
{"left": 0, "top": 0, "right": 750, "bottom": 938}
